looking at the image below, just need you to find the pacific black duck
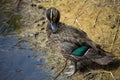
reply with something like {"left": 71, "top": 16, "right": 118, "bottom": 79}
{"left": 46, "top": 7, "right": 115, "bottom": 76}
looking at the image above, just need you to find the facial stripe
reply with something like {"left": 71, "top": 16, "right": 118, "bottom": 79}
{"left": 50, "top": 9, "right": 53, "bottom": 21}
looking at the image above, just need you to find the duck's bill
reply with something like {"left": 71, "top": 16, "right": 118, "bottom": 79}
{"left": 50, "top": 22, "right": 57, "bottom": 33}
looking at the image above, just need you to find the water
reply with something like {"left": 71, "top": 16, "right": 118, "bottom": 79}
{"left": 0, "top": 0, "right": 66, "bottom": 80}
{"left": 0, "top": 36, "right": 52, "bottom": 80}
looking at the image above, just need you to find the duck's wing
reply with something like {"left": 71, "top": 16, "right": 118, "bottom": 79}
{"left": 62, "top": 26, "right": 115, "bottom": 64}
{"left": 58, "top": 26, "right": 96, "bottom": 60}
{"left": 66, "top": 26, "right": 100, "bottom": 50}
{"left": 84, "top": 48, "right": 115, "bottom": 65}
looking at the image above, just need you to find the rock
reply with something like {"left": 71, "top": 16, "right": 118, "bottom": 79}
{"left": 111, "top": 24, "right": 116, "bottom": 29}
{"left": 31, "top": 3, "right": 37, "bottom": 7}
{"left": 38, "top": 5, "right": 44, "bottom": 9}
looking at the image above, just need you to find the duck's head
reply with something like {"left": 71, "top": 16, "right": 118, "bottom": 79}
{"left": 46, "top": 7, "right": 60, "bottom": 33}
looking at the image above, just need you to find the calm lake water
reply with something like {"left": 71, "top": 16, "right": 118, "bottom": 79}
{"left": 0, "top": 36, "right": 52, "bottom": 80}
{"left": 0, "top": 0, "right": 66, "bottom": 80}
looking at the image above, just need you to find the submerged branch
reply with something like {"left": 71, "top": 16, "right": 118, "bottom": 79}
{"left": 53, "top": 59, "right": 68, "bottom": 80}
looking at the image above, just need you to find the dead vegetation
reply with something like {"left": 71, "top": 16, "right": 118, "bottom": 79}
{"left": 37, "top": 0, "right": 120, "bottom": 80}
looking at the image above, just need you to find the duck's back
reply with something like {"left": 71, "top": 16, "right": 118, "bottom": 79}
{"left": 46, "top": 22, "right": 115, "bottom": 64}
{"left": 46, "top": 22, "right": 98, "bottom": 56}
{"left": 47, "top": 22, "right": 87, "bottom": 43}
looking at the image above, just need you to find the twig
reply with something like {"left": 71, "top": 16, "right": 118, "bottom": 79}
{"left": 100, "top": 71, "right": 116, "bottom": 80}
{"left": 110, "top": 18, "right": 119, "bottom": 53}
{"left": 76, "top": 19, "right": 82, "bottom": 27}
{"left": 110, "top": 29, "right": 119, "bottom": 53}
{"left": 77, "top": 0, "right": 88, "bottom": 17}
{"left": 73, "top": 0, "right": 88, "bottom": 24}
{"left": 84, "top": 70, "right": 116, "bottom": 80}
{"left": 93, "top": 9, "right": 102, "bottom": 28}
{"left": 72, "top": 0, "right": 88, "bottom": 27}
{"left": 53, "top": 59, "right": 68, "bottom": 80}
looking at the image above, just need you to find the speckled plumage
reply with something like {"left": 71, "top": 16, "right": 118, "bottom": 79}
{"left": 46, "top": 7, "right": 115, "bottom": 74}
{"left": 46, "top": 21, "right": 114, "bottom": 63}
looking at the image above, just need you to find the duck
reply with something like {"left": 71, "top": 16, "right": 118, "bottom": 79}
{"left": 46, "top": 7, "right": 115, "bottom": 76}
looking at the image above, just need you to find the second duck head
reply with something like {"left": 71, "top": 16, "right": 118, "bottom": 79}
{"left": 46, "top": 7, "right": 60, "bottom": 33}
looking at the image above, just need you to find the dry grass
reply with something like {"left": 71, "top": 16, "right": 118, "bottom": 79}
{"left": 34, "top": 0, "right": 120, "bottom": 79}
{"left": 41, "top": 0, "right": 120, "bottom": 56}
{"left": 2, "top": 0, "right": 120, "bottom": 80}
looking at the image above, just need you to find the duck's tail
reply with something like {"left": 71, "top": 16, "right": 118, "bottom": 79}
{"left": 85, "top": 48, "right": 115, "bottom": 65}
{"left": 93, "top": 52, "right": 115, "bottom": 65}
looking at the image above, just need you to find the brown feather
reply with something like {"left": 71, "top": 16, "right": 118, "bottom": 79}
{"left": 46, "top": 7, "right": 115, "bottom": 66}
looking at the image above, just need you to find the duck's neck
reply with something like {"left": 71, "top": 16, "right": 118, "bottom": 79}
{"left": 46, "top": 22, "right": 64, "bottom": 37}
{"left": 46, "top": 22, "right": 58, "bottom": 36}
{"left": 46, "top": 22, "right": 52, "bottom": 37}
